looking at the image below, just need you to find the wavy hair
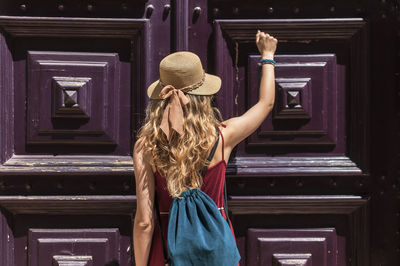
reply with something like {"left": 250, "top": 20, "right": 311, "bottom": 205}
{"left": 138, "top": 94, "right": 222, "bottom": 198}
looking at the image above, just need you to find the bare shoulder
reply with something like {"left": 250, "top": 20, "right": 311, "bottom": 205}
{"left": 133, "top": 137, "right": 155, "bottom": 171}
{"left": 134, "top": 137, "right": 146, "bottom": 153}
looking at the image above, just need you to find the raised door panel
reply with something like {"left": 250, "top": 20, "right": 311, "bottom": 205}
{"left": 0, "top": 16, "right": 149, "bottom": 171}
{"left": 229, "top": 196, "right": 369, "bottom": 266}
{"left": 0, "top": 195, "right": 135, "bottom": 266}
{"left": 213, "top": 18, "right": 369, "bottom": 175}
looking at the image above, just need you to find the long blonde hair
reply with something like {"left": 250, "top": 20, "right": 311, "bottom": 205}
{"left": 138, "top": 94, "right": 222, "bottom": 198}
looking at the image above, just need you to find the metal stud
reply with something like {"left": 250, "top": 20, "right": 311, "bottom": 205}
{"left": 293, "top": 7, "right": 300, "bottom": 14}
{"left": 296, "top": 179, "right": 303, "bottom": 187}
{"left": 267, "top": 7, "right": 274, "bottom": 14}
{"left": 163, "top": 4, "right": 171, "bottom": 14}
{"left": 232, "top": 7, "right": 239, "bottom": 15}
{"left": 25, "top": 183, "right": 32, "bottom": 192}
{"left": 269, "top": 179, "right": 275, "bottom": 187}
{"left": 121, "top": 3, "right": 128, "bottom": 11}
{"left": 330, "top": 6, "right": 335, "bottom": 12}
{"left": 89, "top": 182, "right": 96, "bottom": 190}
{"left": 194, "top": 6, "right": 202, "bottom": 16}
{"left": 87, "top": 4, "right": 94, "bottom": 12}
{"left": 123, "top": 181, "right": 130, "bottom": 191}
{"left": 56, "top": 182, "right": 63, "bottom": 189}
{"left": 58, "top": 4, "right": 65, "bottom": 12}
{"left": 193, "top": 7, "right": 202, "bottom": 23}
{"left": 20, "top": 4, "right": 27, "bottom": 12}
{"left": 163, "top": 4, "right": 171, "bottom": 20}
{"left": 212, "top": 7, "right": 219, "bottom": 16}
{"left": 146, "top": 4, "right": 154, "bottom": 18}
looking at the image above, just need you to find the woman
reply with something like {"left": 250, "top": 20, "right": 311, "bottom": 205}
{"left": 133, "top": 31, "right": 277, "bottom": 265}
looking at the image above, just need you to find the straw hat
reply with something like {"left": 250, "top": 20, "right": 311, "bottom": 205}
{"left": 147, "top": 51, "right": 221, "bottom": 99}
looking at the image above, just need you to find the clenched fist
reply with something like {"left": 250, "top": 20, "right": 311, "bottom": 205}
{"left": 256, "top": 30, "right": 278, "bottom": 59}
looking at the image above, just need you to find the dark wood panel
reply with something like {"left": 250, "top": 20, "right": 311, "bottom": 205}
{"left": 246, "top": 54, "right": 343, "bottom": 153}
{"left": 0, "top": 0, "right": 147, "bottom": 18}
{"left": 0, "top": 195, "right": 136, "bottom": 215}
{"left": 28, "top": 228, "right": 120, "bottom": 266}
{"left": 247, "top": 228, "right": 340, "bottom": 266}
{"left": 228, "top": 195, "right": 369, "bottom": 266}
{"left": 0, "top": 209, "right": 14, "bottom": 265}
{"left": 10, "top": 213, "right": 132, "bottom": 266}
{"left": 0, "top": 16, "right": 150, "bottom": 165}
{"left": 213, "top": 18, "right": 369, "bottom": 175}
{"left": 27, "top": 51, "right": 122, "bottom": 149}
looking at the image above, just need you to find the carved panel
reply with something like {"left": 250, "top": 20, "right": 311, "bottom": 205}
{"left": 248, "top": 228, "right": 338, "bottom": 266}
{"left": 0, "top": 16, "right": 149, "bottom": 170}
{"left": 52, "top": 76, "right": 92, "bottom": 118}
{"left": 27, "top": 51, "right": 120, "bottom": 147}
{"left": 214, "top": 18, "right": 369, "bottom": 173}
{"left": 28, "top": 228, "right": 120, "bottom": 266}
{"left": 0, "top": 209, "right": 14, "bottom": 265}
{"left": 52, "top": 255, "right": 93, "bottom": 266}
{"left": 229, "top": 196, "right": 369, "bottom": 266}
{"left": 272, "top": 253, "right": 312, "bottom": 266}
{"left": 0, "top": 195, "right": 136, "bottom": 215}
{"left": 247, "top": 54, "right": 339, "bottom": 151}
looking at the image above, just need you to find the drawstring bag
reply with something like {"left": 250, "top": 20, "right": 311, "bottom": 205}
{"left": 154, "top": 131, "right": 241, "bottom": 266}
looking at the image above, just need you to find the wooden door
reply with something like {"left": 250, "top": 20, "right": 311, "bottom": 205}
{"left": 0, "top": 1, "right": 399, "bottom": 266}
{"left": 0, "top": 1, "right": 167, "bottom": 265}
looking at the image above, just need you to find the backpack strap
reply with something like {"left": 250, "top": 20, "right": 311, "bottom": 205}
{"left": 219, "top": 129, "right": 231, "bottom": 226}
{"left": 154, "top": 192, "right": 170, "bottom": 265}
{"left": 223, "top": 176, "right": 231, "bottom": 225}
{"left": 200, "top": 129, "right": 220, "bottom": 177}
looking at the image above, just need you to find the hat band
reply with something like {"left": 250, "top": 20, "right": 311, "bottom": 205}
{"left": 159, "top": 72, "right": 205, "bottom": 93}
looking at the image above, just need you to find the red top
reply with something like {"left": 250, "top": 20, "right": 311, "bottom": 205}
{"left": 147, "top": 132, "right": 238, "bottom": 266}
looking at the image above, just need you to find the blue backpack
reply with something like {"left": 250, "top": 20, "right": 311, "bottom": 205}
{"left": 154, "top": 132, "right": 241, "bottom": 266}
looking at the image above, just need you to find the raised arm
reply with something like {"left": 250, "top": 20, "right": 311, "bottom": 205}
{"left": 133, "top": 137, "right": 155, "bottom": 266}
{"left": 223, "top": 31, "right": 277, "bottom": 149}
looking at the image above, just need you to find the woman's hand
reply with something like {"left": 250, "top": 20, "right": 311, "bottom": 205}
{"left": 256, "top": 30, "right": 278, "bottom": 59}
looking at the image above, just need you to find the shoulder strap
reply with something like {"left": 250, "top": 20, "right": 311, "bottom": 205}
{"left": 219, "top": 128, "right": 225, "bottom": 159}
{"left": 200, "top": 129, "right": 220, "bottom": 177}
{"left": 218, "top": 128, "right": 231, "bottom": 225}
{"left": 223, "top": 178, "right": 231, "bottom": 225}
{"left": 154, "top": 192, "right": 170, "bottom": 265}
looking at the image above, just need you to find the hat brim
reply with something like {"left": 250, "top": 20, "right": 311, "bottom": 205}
{"left": 147, "top": 73, "right": 222, "bottom": 99}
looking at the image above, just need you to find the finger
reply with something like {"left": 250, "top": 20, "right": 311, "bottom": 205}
{"left": 256, "top": 32, "right": 260, "bottom": 42}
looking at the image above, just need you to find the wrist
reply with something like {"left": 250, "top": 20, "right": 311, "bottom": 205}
{"left": 261, "top": 53, "right": 274, "bottom": 59}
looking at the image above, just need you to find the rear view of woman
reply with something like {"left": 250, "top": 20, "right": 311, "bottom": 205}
{"left": 133, "top": 31, "right": 277, "bottom": 265}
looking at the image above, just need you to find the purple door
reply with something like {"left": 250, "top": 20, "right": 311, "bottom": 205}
{"left": 0, "top": 1, "right": 399, "bottom": 266}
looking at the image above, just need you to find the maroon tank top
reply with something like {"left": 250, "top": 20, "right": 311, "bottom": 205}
{"left": 147, "top": 131, "right": 238, "bottom": 266}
